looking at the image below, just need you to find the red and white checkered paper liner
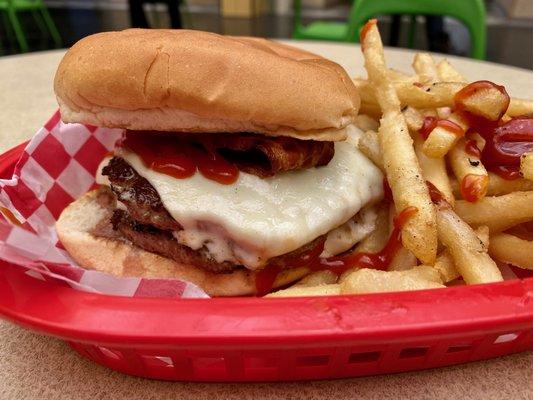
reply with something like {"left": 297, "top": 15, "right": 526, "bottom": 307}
{"left": 0, "top": 110, "right": 208, "bottom": 298}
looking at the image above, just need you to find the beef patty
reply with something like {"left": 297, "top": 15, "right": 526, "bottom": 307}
{"left": 110, "top": 208, "right": 325, "bottom": 274}
{"left": 101, "top": 158, "right": 327, "bottom": 273}
{"left": 102, "top": 157, "right": 181, "bottom": 231}
{"left": 111, "top": 209, "right": 238, "bottom": 273}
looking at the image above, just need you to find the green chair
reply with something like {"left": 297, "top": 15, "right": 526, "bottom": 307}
{"left": 293, "top": 0, "right": 350, "bottom": 42}
{"left": 0, "top": 0, "right": 62, "bottom": 53}
{"left": 292, "top": 0, "right": 486, "bottom": 59}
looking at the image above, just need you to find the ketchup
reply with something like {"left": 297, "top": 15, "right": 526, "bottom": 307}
{"left": 461, "top": 174, "right": 489, "bottom": 203}
{"left": 452, "top": 81, "right": 532, "bottom": 181}
{"left": 480, "top": 117, "right": 533, "bottom": 169}
{"left": 419, "top": 117, "right": 438, "bottom": 140}
{"left": 465, "top": 139, "right": 481, "bottom": 158}
{"left": 311, "top": 206, "right": 418, "bottom": 273}
{"left": 360, "top": 19, "right": 377, "bottom": 47}
{"left": 426, "top": 181, "right": 446, "bottom": 205}
{"left": 490, "top": 165, "right": 521, "bottom": 180}
{"left": 418, "top": 117, "right": 464, "bottom": 140}
{"left": 455, "top": 81, "right": 510, "bottom": 121}
{"left": 256, "top": 207, "right": 418, "bottom": 295}
{"left": 255, "top": 238, "right": 326, "bottom": 297}
{"left": 255, "top": 265, "right": 283, "bottom": 297}
{"left": 122, "top": 131, "right": 239, "bottom": 185}
{"left": 464, "top": 116, "right": 533, "bottom": 180}
{"left": 437, "top": 119, "right": 465, "bottom": 137}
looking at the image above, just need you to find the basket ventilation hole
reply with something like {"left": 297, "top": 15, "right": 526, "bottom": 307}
{"left": 192, "top": 357, "right": 226, "bottom": 372}
{"left": 348, "top": 351, "right": 381, "bottom": 364}
{"left": 446, "top": 344, "right": 473, "bottom": 353}
{"left": 494, "top": 333, "right": 519, "bottom": 344}
{"left": 97, "top": 347, "right": 123, "bottom": 361}
{"left": 295, "top": 355, "right": 330, "bottom": 367}
{"left": 244, "top": 357, "right": 279, "bottom": 369}
{"left": 399, "top": 347, "right": 429, "bottom": 359}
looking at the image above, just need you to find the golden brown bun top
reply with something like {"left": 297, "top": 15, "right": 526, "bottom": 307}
{"left": 54, "top": 29, "right": 359, "bottom": 139}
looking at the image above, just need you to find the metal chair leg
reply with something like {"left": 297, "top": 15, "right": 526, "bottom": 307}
{"left": 7, "top": 8, "right": 29, "bottom": 52}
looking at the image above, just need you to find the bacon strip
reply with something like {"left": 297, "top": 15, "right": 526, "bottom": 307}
{"left": 204, "top": 134, "right": 335, "bottom": 178}
{"left": 123, "top": 130, "right": 335, "bottom": 178}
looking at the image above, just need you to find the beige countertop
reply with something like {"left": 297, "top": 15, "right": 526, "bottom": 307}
{"left": 0, "top": 42, "right": 532, "bottom": 399}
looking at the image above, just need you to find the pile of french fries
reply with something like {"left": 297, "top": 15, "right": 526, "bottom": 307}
{"left": 268, "top": 20, "right": 533, "bottom": 298}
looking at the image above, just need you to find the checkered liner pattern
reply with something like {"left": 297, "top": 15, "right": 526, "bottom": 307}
{"left": 0, "top": 110, "right": 207, "bottom": 298}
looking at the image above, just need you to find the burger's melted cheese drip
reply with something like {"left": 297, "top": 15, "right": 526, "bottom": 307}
{"left": 120, "top": 126, "right": 383, "bottom": 269}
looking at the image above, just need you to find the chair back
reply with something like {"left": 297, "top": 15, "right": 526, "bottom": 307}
{"left": 346, "top": 0, "right": 487, "bottom": 59}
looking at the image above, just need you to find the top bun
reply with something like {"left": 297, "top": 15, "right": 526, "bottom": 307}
{"left": 54, "top": 29, "right": 359, "bottom": 141}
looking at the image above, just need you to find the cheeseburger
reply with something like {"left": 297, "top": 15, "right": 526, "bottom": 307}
{"left": 55, "top": 29, "right": 383, "bottom": 296}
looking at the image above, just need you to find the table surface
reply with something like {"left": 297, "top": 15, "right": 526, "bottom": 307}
{"left": 0, "top": 42, "right": 532, "bottom": 399}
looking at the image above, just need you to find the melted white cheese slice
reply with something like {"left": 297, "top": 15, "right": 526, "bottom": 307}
{"left": 120, "top": 127, "right": 383, "bottom": 269}
{"left": 321, "top": 205, "right": 378, "bottom": 258}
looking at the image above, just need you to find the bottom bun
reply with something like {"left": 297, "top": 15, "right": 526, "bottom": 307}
{"left": 55, "top": 189, "right": 308, "bottom": 297}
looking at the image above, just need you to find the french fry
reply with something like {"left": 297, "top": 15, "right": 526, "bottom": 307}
{"left": 451, "top": 173, "right": 533, "bottom": 197}
{"left": 356, "top": 77, "right": 531, "bottom": 116}
{"left": 294, "top": 270, "right": 338, "bottom": 287}
{"left": 340, "top": 267, "right": 444, "bottom": 295}
{"left": 387, "top": 68, "right": 419, "bottom": 83}
{"left": 410, "top": 265, "right": 444, "bottom": 283}
{"left": 487, "top": 174, "right": 533, "bottom": 196}
{"left": 435, "top": 203, "right": 503, "bottom": 284}
{"left": 414, "top": 131, "right": 454, "bottom": 204}
{"left": 489, "top": 233, "right": 533, "bottom": 270}
{"left": 338, "top": 203, "right": 389, "bottom": 282}
{"left": 338, "top": 268, "right": 358, "bottom": 284}
{"left": 436, "top": 107, "right": 452, "bottom": 119}
{"left": 354, "top": 114, "right": 379, "bottom": 132}
{"left": 402, "top": 106, "right": 424, "bottom": 132}
{"left": 507, "top": 97, "right": 533, "bottom": 117}
{"left": 266, "top": 284, "right": 341, "bottom": 298}
{"left": 475, "top": 225, "right": 490, "bottom": 247}
{"left": 520, "top": 152, "right": 533, "bottom": 181}
{"left": 448, "top": 137, "right": 488, "bottom": 202}
{"left": 455, "top": 84, "right": 510, "bottom": 121}
{"left": 387, "top": 205, "right": 418, "bottom": 271}
{"left": 358, "top": 130, "right": 384, "bottom": 171}
{"left": 380, "top": 114, "right": 438, "bottom": 264}
{"left": 422, "top": 112, "right": 468, "bottom": 158}
{"left": 433, "top": 250, "right": 459, "bottom": 283}
{"left": 361, "top": 20, "right": 437, "bottom": 265}
{"left": 455, "top": 191, "right": 533, "bottom": 232}
{"left": 469, "top": 132, "right": 486, "bottom": 151}
{"left": 433, "top": 225, "right": 489, "bottom": 283}
{"left": 359, "top": 101, "right": 383, "bottom": 119}
{"left": 354, "top": 203, "right": 390, "bottom": 253}
{"left": 413, "top": 53, "right": 438, "bottom": 84}
{"left": 353, "top": 79, "right": 464, "bottom": 110}
{"left": 388, "top": 246, "right": 418, "bottom": 271}
{"left": 436, "top": 59, "right": 467, "bottom": 82}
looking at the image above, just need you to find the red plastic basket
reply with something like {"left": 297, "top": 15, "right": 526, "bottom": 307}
{"left": 0, "top": 143, "right": 532, "bottom": 382}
